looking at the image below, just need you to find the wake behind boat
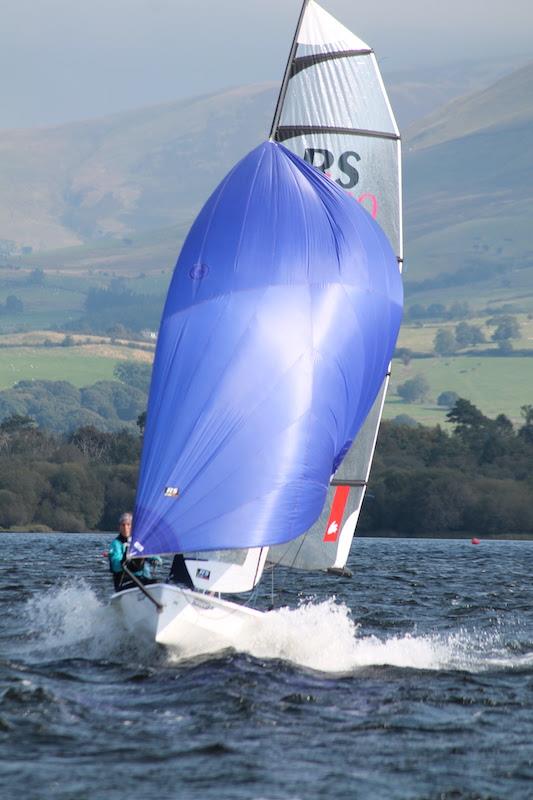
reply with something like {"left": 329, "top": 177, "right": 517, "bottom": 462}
{"left": 111, "top": 0, "right": 403, "bottom": 652}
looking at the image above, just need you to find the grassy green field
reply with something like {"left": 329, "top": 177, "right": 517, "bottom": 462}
{"left": 397, "top": 314, "right": 533, "bottom": 353}
{"left": 0, "top": 336, "right": 154, "bottom": 389}
{"left": 0, "top": 267, "right": 169, "bottom": 333}
{"left": 0, "top": 348, "right": 119, "bottom": 389}
{"left": 404, "top": 267, "right": 533, "bottom": 315}
{"left": 0, "top": 272, "right": 89, "bottom": 332}
{"left": 386, "top": 314, "right": 533, "bottom": 425}
{"left": 0, "top": 313, "right": 530, "bottom": 428}
{"left": 0, "top": 346, "right": 529, "bottom": 428}
{"left": 385, "top": 355, "right": 533, "bottom": 425}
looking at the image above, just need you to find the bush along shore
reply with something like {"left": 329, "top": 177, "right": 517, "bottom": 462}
{"left": 0, "top": 416, "right": 141, "bottom": 532}
{"left": 0, "top": 399, "right": 532, "bottom": 537}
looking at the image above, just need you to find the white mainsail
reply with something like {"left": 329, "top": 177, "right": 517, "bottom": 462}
{"left": 268, "top": 0, "right": 403, "bottom": 573}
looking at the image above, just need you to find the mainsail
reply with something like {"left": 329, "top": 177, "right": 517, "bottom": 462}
{"left": 268, "top": 0, "right": 402, "bottom": 572}
{"left": 131, "top": 141, "right": 402, "bottom": 570}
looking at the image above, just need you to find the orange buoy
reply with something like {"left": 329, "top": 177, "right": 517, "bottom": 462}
{"left": 471, "top": 538, "right": 480, "bottom": 545}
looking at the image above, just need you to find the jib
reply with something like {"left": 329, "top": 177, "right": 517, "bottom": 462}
{"left": 303, "top": 148, "right": 360, "bottom": 189}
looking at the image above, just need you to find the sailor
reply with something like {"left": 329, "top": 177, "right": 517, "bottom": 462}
{"left": 108, "top": 512, "right": 162, "bottom": 592}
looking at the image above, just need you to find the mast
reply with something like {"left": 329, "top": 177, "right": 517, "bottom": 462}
{"left": 270, "top": 0, "right": 310, "bottom": 140}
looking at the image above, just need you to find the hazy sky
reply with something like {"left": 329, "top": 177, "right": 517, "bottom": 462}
{"left": 2, "top": 0, "right": 532, "bottom": 128}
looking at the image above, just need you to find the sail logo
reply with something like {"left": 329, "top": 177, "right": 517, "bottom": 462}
{"left": 189, "top": 262, "right": 209, "bottom": 280}
{"left": 164, "top": 486, "right": 179, "bottom": 497}
{"left": 323, "top": 486, "right": 351, "bottom": 542}
{"left": 196, "top": 568, "right": 211, "bottom": 580}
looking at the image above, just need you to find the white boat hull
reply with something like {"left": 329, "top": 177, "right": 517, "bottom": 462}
{"left": 111, "top": 583, "right": 263, "bottom": 655}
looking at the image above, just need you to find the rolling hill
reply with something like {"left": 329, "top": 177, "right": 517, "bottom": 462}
{"left": 0, "top": 58, "right": 531, "bottom": 317}
{"left": 403, "top": 60, "right": 533, "bottom": 309}
{"left": 0, "top": 57, "right": 528, "bottom": 261}
{"left": 0, "top": 84, "right": 277, "bottom": 254}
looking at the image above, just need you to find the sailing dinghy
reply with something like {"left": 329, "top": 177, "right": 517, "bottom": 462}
{"left": 111, "top": 0, "right": 403, "bottom": 653}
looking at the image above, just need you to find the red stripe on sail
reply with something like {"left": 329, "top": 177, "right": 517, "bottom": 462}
{"left": 323, "top": 485, "right": 350, "bottom": 542}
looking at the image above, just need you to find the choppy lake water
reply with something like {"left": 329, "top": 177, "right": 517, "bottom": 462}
{"left": 1, "top": 533, "right": 533, "bottom": 799}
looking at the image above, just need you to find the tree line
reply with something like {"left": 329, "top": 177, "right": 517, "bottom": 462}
{"left": 0, "top": 362, "right": 151, "bottom": 434}
{"left": 359, "top": 400, "right": 533, "bottom": 537}
{"left": 0, "top": 399, "right": 531, "bottom": 536}
{"left": 0, "top": 415, "right": 141, "bottom": 532}
{"left": 65, "top": 281, "right": 165, "bottom": 336}
{"left": 433, "top": 315, "right": 522, "bottom": 356}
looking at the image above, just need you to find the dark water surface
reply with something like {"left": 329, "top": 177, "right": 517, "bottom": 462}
{"left": 1, "top": 534, "right": 533, "bottom": 800}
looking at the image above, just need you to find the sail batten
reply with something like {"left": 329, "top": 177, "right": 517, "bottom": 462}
{"left": 330, "top": 479, "right": 367, "bottom": 487}
{"left": 276, "top": 126, "right": 400, "bottom": 142}
{"left": 291, "top": 49, "right": 373, "bottom": 76}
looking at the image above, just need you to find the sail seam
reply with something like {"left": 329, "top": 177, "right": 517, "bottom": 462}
{"left": 275, "top": 125, "right": 399, "bottom": 143}
{"left": 234, "top": 146, "right": 267, "bottom": 273}
{"left": 290, "top": 49, "right": 373, "bottom": 77}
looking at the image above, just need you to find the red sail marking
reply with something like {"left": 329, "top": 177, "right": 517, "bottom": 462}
{"left": 357, "top": 193, "right": 378, "bottom": 219}
{"left": 323, "top": 485, "right": 351, "bottom": 542}
{"left": 347, "top": 191, "right": 379, "bottom": 219}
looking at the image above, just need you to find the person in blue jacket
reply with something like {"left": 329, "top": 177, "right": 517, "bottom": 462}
{"left": 109, "top": 512, "right": 162, "bottom": 592}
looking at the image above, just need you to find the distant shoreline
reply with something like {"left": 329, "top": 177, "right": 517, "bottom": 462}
{"left": 2, "top": 529, "right": 532, "bottom": 542}
{"left": 358, "top": 531, "right": 533, "bottom": 541}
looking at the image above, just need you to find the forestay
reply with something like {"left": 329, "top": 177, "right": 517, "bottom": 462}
{"left": 269, "top": 0, "right": 403, "bottom": 572}
{"left": 131, "top": 141, "right": 402, "bottom": 568}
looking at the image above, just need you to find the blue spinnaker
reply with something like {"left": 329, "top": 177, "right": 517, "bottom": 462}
{"left": 131, "top": 141, "right": 402, "bottom": 557}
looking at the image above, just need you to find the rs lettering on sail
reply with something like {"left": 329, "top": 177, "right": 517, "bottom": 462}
{"left": 303, "top": 148, "right": 379, "bottom": 218}
{"left": 304, "top": 148, "right": 361, "bottom": 189}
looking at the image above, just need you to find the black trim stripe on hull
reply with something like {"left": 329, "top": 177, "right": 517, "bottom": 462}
{"left": 275, "top": 125, "right": 399, "bottom": 143}
{"left": 290, "top": 49, "right": 373, "bottom": 77}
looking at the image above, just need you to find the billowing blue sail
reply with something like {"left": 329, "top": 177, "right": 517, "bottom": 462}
{"left": 131, "top": 141, "right": 402, "bottom": 557}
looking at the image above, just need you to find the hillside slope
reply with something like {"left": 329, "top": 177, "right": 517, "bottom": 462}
{"left": 1, "top": 57, "right": 525, "bottom": 257}
{"left": 0, "top": 84, "right": 277, "bottom": 253}
{"left": 2, "top": 60, "right": 532, "bottom": 314}
{"left": 404, "top": 61, "right": 533, "bottom": 299}
{"left": 406, "top": 61, "right": 533, "bottom": 151}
